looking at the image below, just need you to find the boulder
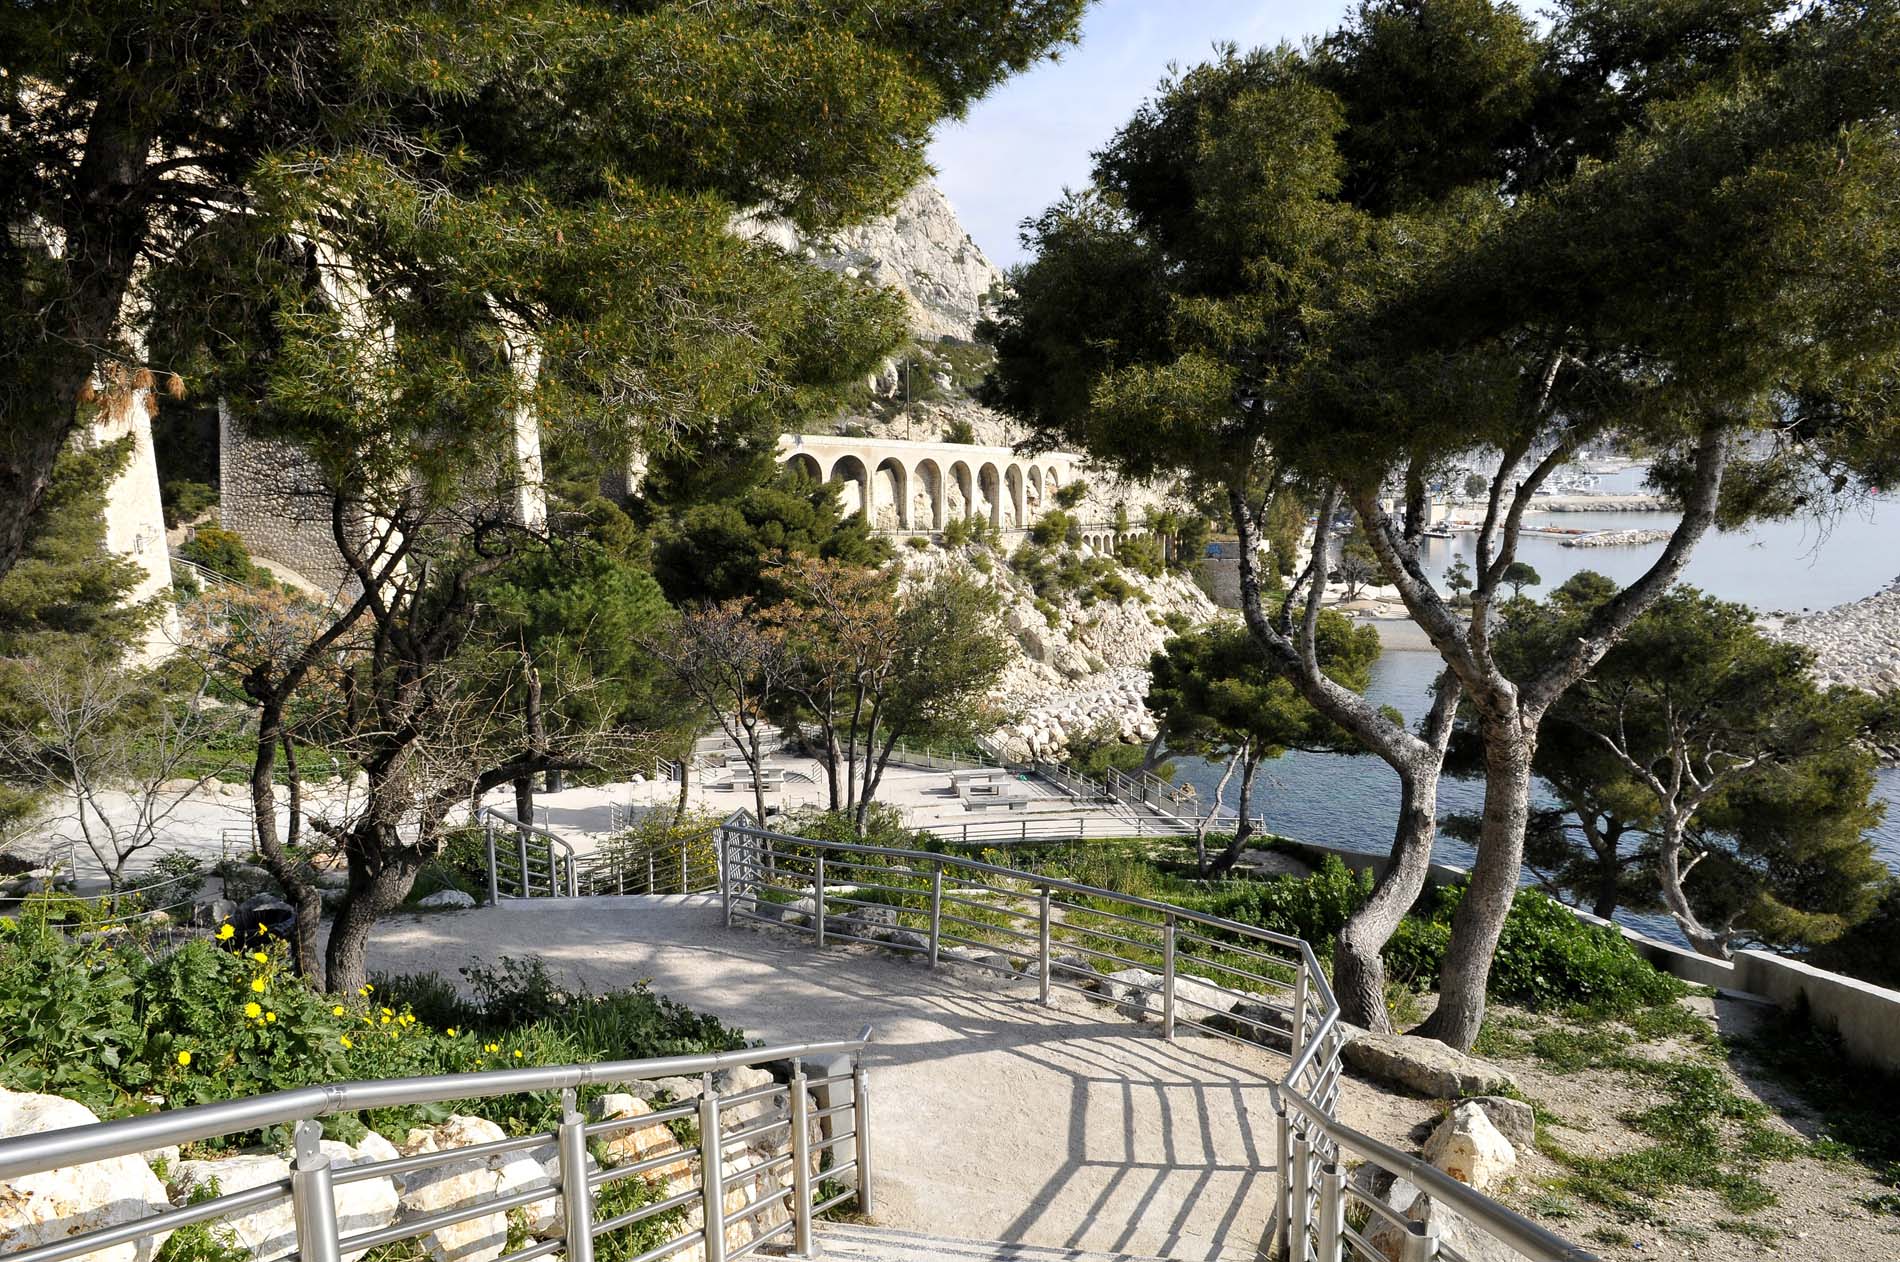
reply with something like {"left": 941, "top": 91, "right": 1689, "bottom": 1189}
{"left": 0, "top": 1090, "right": 172, "bottom": 1262}
{"left": 1422, "top": 1102, "right": 1517, "bottom": 1193}
{"left": 590, "top": 1096, "right": 694, "bottom": 1194}
{"left": 1342, "top": 1029, "right": 1518, "bottom": 1099}
{"left": 1365, "top": 1192, "right": 1520, "bottom": 1262}
{"left": 1100, "top": 968, "right": 1163, "bottom": 1020}
{"left": 714, "top": 1066, "right": 780, "bottom": 1131}
{"left": 1460, "top": 1096, "right": 1535, "bottom": 1150}
{"left": 415, "top": 890, "right": 476, "bottom": 910}
{"left": 876, "top": 928, "right": 930, "bottom": 954}
{"left": 169, "top": 1137, "right": 401, "bottom": 1262}
{"left": 1204, "top": 1002, "right": 1294, "bottom": 1051}
{"left": 190, "top": 898, "right": 238, "bottom": 929}
{"left": 1171, "top": 975, "right": 1246, "bottom": 1020}
{"left": 398, "top": 1116, "right": 556, "bottom": 1260}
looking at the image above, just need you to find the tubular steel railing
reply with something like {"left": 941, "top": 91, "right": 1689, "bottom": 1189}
{"left": 479, "top": 807, "right": 579, "bottom": 902}
{"left": 0, "top": 1031, "right": 874, "bottom": 1262}
{"left": 713, "top": 818, "right": 1598, "bottom": 1262}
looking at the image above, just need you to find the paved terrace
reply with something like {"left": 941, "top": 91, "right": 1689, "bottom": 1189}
{"left": 360, "top": 895, "right": 1384, "bottom": 1262}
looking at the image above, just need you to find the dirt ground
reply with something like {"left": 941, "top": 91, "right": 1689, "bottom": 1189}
{"left": 1340, "top": 993, "right": 1900, "bottom": 1261}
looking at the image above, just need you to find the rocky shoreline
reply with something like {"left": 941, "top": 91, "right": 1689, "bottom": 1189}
{"left": 1562, "top": 528, "right": 1673, "bottom": 548}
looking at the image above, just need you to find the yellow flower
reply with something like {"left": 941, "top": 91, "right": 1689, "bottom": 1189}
{"left": 177, "top": 1051, "right": 192, "bottom": 1067}
{"left": 251, "top": 951, "right": 269, "bottom": 964}
{"left": 484, "top": 1042, "right": 499, "bottom": 1053}
{"left": 265, "top": 1012, "right": 277, "bottom": 1024}
{"left": 446, "top": 1027, "right": 458, "bottom": 1037}
{"left": 339, "top": 1035, "right": 353, "bottom": 1049}
{"left": 244, "top": 1001, "right": 262, "bottom": 1019}
{"left": 332, "top": 1005, "right": 346, "bottom": 1017}
{"left": 363, "top": 984, "right": 373, "bottom": 993}
{"left": 358, "top": 986, "right": 371, "bottom": 997}
{"left": 215, "top": 924, "right": 235, "bottom": 941}
{"left": 380, "top": 1007, "right": 392, "bottom": 1016}
{"left": 250, "top": 978, "right": 267, "bottom": 993}
{"left": 380, "top": 1015, "right": 390, "bottom": 1025}
{"left": 512, "top": 1049, "right": 523, "bottom": 1059}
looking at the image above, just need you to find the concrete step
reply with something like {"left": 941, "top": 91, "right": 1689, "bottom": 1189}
{"left": 805, "top": 1224, "right": 1192, "bottom": 1262}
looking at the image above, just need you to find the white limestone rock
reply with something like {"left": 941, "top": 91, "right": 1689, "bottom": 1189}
{"left": 1342, "top": 1029, "right": 1519, "bottom": 1100}
{"left": 1366, "top": 1192, "right": 1520, "bottom": 1262}
{"left": 0, "top": 1090, "right": 172, "bottom": 1262}
{"left": 398, "top": 1116, "right": 557, "bottom": 1259}
{"left": 1422, "top": 1101, "right": 1517, "bottom": 1192}
{"left": 415, "top": 890, "right": 476, "bottom": 910}
{"left": 166, "top": 1137, "right": 400, "bottom": 1262}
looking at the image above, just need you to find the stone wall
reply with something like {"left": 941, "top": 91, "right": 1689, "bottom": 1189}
{"left": 218, "top": 403, "right": 358, "bottom": 595}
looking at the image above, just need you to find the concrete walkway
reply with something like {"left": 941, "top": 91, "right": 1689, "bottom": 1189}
{"left": 363, "top": 897, "right": 1286, "bottom": 1262}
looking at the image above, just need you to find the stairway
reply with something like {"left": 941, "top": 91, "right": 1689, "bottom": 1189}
{"left": 808, "top": 1223, "right": 1208, "bottom": 1262}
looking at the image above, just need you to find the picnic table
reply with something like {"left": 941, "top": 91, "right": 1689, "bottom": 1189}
{"left": 947, "top": 767, "right": 1004, "bottom": 788}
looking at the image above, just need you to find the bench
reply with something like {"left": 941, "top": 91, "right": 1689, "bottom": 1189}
{"left": 958, "top": 782, "right": 1028, "bottom": 811}
{"left": 948, "top": 768, "right": 1004, "bottom": 789}
{"left": 730, "top": 767, "right": 785, "bottom": 792}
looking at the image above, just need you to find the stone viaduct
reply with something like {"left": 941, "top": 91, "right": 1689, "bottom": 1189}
{"left": 776, "top": 434, "right": 1141, "bottom": 545}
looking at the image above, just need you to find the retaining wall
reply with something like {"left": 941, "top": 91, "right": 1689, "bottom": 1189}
{"left": 1275, "top": 837, "right": 1900, "bottom": 1077}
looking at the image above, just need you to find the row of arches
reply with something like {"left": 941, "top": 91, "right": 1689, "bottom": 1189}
{"left": 784, "top": 451, "right": 1067, "bottom": 533}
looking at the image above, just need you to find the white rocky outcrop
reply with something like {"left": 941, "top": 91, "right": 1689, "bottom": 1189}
{"left": 0, "top": 1090, "right": 173, "bottom": 1262}
{"left": 737, "top": 183, "right": 1005, "bottom": 342}
{"left": 398, "top": 1116, "right": 556, "bottom": 1262}
{"left": 1762, "top": 572, "right": 1900, "bottom": 700}
{"left": 168, "top": 1135, "right": 400, "bottom": 1262}
{"left": 1421, "top": 1101, "right": 1517, "bottom": 1193}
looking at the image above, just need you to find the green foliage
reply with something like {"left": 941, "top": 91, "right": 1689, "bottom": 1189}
{"left": 652, "top": 466, "right": 889, "bottom": 604}
{"left": 1393, "top": 885, "right": 1686, "bottom": 1015}
{"left": 0, "top": 930, "right": 745, "bottom": 1142}
{"left": 1028, "top": 509, "right": 1074, "bottom": 547}
{"left": 942, "top": 417, "right": 977, "bottom": 444}
{"left": 1053, "top": 481, "right": 1087, "bottom": 511}
{"left": 1115, "top": 533, "right": 1165, "bottom": 577}
{"left": 177, "top": 527, "right": 268, "bottom": 587}
{"left": 0, "top": 443, "right": 152, "bottom": 661}
{"left": 1198, "top": 856, "right": 1373, "bottom": 954}
{"left": 161, "top": 482, "right": 219, "bottom": 531}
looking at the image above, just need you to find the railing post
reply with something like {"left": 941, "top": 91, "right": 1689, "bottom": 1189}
{"left": 558, "top": 1088, "right": 595, "bottom": 1262}
{"left": 1274, "top": 1103, "right": 1291, "bottom": 1260}
{"left": 289, "top": 1119, "right": 341, "bottom": 1262}
{"left": 680, "top": 843, "right": 688, "bottom": 894}
{"left": 1292, "top": 961, "right": 1309, "bottom": 1068}
{"left": 699, "top": 1072, "right": 727, "bottom": 1262}
{"left": 516, "top": 827, "right": 532, "bottom": 900}
{"left": 720, "top": 830, "right": 733, "bottom": 928}
{"left": 484, "top": 820, "right": 501, "bottom": 907}
{"left": 814, "top": 854, "right": 827, "bottom": 948}
{"left": 789, "top": 1059, "right": 814, "bottom": 1258}
{"left": 1289, "top": 1126, "right": 1313, "bottom": 1262}
{"left": 1315, "top": 1161, "right": 1344, "bottom": 1262}
{"left": 1038, "top": 887, "right": 1052, "bottom": 1004}
{"left": 1162, "top": 913, "right": 1177, "bottom": 1040}
{"left": 1399, "top": 1223, "right": 1441, "bottom": 1262}
{"left": 567, "top": 850, "right": 578, "bottom": 898}
{"left": 852, "top": 1052, "right": 874, "bottom": 1217}
{"left": 928, "top": 865, "right": 942, "bottom": 967}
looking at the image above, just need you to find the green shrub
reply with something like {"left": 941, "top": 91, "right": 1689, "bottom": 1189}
{"left": 1115, "top": 534, "right": 1165, "bottom": 578}
{"left": 178, "top": 526, "right": 266, "bottom": 585}
{"left": 0, "top": 930, "right": 744, "bottom": 1142}
{"left": 161, "top": 481, "right": 219, "bottom": 530}
{"left": 942, "top": 417, "right": 977, "bottom": 444}
{"left": 905, "top": 535, "right": 931, "bottom": 550}
{"left": 1201, "top": 857, "right": 1373, "bottom": 953}
{"left": 1385, "top": 885, "right": 1686, "bottom": 1014}
{"left": 1054, "top": 482, "right": 1087, "bottom": 510}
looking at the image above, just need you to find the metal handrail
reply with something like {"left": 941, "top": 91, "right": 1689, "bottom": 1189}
{"left": 0, "top": 1027, "right": 876, "bottom": 1262}
{"left": 712, "top": 817, "right": 1596, "bottom": 1262}
{"left": 479, "top": 806, "right": 579, "bottom": 901}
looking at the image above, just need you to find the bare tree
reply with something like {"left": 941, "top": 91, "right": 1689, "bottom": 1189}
{"left": 646, "top": 603, "right": 791, "bottom": 826}
{"left": 0, "top": 652, "right": 242, "bottom": 888}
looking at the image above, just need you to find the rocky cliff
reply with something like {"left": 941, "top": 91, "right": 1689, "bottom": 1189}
{"left": 738, "top": 183, "right": 1006, "bottom": 342}
{"left": 896, "top": 543, "right": 1217, "bottom": 762}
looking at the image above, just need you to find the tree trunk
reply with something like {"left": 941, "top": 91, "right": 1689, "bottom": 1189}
{"left": 1139, "top": 730, "right": 1168, "bottom": 774}
{"left": 513, "top": 776, "right": 535, "bottom": 831}
{"left": 1195, "top": 749, "right": 1244, "bottom": 876}
{"left": 1208, "top": 747, "right": 1261, "bottom": 876}
{"left": 674, "top": 754, "right": 691, "bottom": 823}
{"left": 747, "top": 725, "right": 768, "bottom": 825}
{"left": 248, "top": 698, "right": 324, "bottom": 981}
{"left": 325, "top": 847, "right": 419, "bottom": 995}
{"left": 1655, "top": 819, "right": 1728, "bottom": 957}
{"left": 823, "top": 727, "right": 844, "bottom": 812}
{"left": 1416, "top": 714, "right": 1535, "bottom": 1049}
{"left": 1334, "top": 756, "right": 1442, "bottom": 1031}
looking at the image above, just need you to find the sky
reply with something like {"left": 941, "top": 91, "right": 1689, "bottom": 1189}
{"left": 927, "top": 0, "right": 1351, "bottom": 269}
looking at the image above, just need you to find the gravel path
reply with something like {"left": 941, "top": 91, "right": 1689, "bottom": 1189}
{"left": 363, "top": 897, "right": 1299, "bottom": 1262}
